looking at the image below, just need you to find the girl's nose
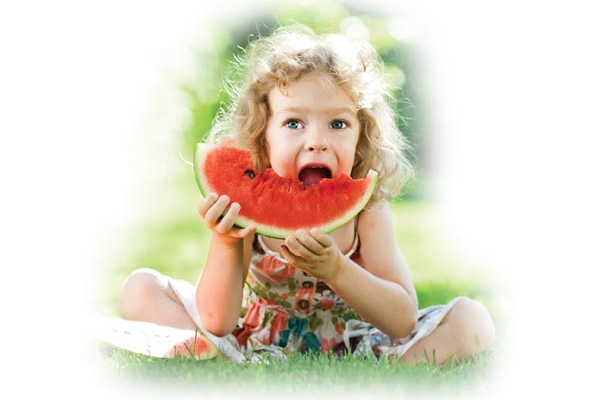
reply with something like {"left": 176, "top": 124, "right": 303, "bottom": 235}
{"left": 305, "top": 128, "right": 328, "bottom": 152}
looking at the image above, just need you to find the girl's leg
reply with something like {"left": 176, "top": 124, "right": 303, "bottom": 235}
{"left": 400, "top": 298, "right": 495, "bottom": 365}
{"left": 118, "top": 268, "right": 196, "bottom": 330}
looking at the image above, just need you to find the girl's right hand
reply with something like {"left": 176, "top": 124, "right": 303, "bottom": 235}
{"left": 198, "top": 192, "right": 255, "bottom": 244}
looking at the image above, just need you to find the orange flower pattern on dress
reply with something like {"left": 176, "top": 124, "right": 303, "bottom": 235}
{"left": 234, "top": 235, "right": 362, "bottom": 353}
{"left": 294, "top": 286, "right": 316, "bottom": 314}
{"left": 318, "top": 297, "right": 335, "bottom": 310}
{"left": 321, "top": 337, "right": 337, "bottom": 352}
{"left": 253, "top": 255, "right": 296, "bottom": 284}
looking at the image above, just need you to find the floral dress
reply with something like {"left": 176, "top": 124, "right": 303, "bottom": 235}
{"left": 224, "top": 233, "right": 465, "bottom": 362}
{"left": 232, "top": 234, "right": 364, "bottom": 354}
{"left": 168, "top": 230, "right": 466, "bottom": 363}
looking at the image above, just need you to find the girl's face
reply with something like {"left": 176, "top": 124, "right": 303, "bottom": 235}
{"left": 265, "top": 75, "right": 360, "bottom": 185}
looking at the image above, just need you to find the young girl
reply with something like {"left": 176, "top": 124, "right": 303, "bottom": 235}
{"left": 118, "top": 25, "right": 495, "bottom": 364}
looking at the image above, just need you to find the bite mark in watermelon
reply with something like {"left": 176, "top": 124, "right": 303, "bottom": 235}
{"left": 194, "top": 144, "right": 378, "bottom": 239}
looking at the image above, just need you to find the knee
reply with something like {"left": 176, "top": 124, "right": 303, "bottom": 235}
{"left": 118, "top": 268, "right": 167, "bottom": 320}
{"left": 448, "top": 298, "right": 496, "bottom": 355}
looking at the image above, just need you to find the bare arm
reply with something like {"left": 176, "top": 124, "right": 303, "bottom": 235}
{"left": 330, "top": 201, "right": 418, "bottom": 337}
{"left": 195, "top": 193, "right": 255, "bottom": 336}
{"left": 281, "top": 201, "right": 417, "bottom": 338}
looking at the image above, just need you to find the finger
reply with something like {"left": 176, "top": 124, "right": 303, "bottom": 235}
{"left": 280, "top": 245, "right": 305, "bottom": 267}
{"left": 204, "top": 195, "right": 230, "bottom": 225}
{"left": 295, "top": 230, "right": 324, "bottom": 254}
{"left": 215, "top": 202, "right": 240, "bottom": 233}
{"left": 198, "top": 192, "right": 218, "bottom": 217}
{"left": 284, "top": 236, "right": 313, "bottom": 260}
{"left": 309, "top": 228, "right": 333, "bottom": 247}
{"left": 236, "top": 225, "right": 256, "bottom": 238}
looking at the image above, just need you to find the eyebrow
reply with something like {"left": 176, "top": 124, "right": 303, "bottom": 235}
{"left": 273, "top": 106, "right": 357, "bottom": 117}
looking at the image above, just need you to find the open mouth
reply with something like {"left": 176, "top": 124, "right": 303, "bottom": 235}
{"left": 298, "top": 166, "right": 332, "bottom": 185}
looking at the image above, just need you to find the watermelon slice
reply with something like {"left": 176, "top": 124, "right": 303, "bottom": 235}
{"left": 194, "top": 144, "right": 377, "bottom": 238}
{"left": 84, "top": 314, "right": 219, "bottom": 360}
{"left": 165, "top": 332, "right": 220, "bottom": 360}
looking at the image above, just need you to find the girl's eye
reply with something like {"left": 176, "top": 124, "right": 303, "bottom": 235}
{"left": 330, "top": 120, "right": 347, "bottom": 129}
{"left": 285, "top": 119, "right": 303, "bottom": 129}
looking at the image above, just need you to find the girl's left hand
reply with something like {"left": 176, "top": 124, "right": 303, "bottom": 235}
{"left": 280, "top": 229, "right": 342, "bottom": 282}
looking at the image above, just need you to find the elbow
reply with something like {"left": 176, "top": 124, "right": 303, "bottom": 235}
{"left": 388, "top": 298, "right": 418, "bottom": 338}
{"left": 403, "top": 313, "right": 418, "bottom": 337}
{"left": 387, "top": 314, "right": 417, "bottom": 339}
{"left": 197, "top": 306, "right": 236, "bottom": 337}
{"left": 201, "top": 318, "right": 236, "bottom": 337}
{"left": 204, "top": 326, "right": 234, "bottom": 338}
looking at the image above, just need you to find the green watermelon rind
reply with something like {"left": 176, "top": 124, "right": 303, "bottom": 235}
{"left": 194, "top": 143, "right": 378, "bottom": 239}
{"left": 193, "top": 143, "right": 209, "bottom": 198}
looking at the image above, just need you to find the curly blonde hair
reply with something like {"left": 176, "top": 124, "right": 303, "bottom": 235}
{"left": 207, "top": 24, "right": 413, "bottom": 204}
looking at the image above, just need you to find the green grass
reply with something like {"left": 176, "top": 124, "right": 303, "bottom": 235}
{"left": 96, "top": 346, "right": 497, "bottom": 397}
{"left": 95, "top": 194, "right": 500, "bottom": 395}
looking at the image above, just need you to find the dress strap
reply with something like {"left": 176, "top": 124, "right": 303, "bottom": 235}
{"left": 344, "top": 222, "right": 360, "bottom": 257}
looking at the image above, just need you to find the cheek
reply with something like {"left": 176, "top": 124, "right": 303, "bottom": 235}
{"left": 263, "top": 137, "right": 286, "bottom": 172}
{"left": 341, "top": 136, "right": 359, "bottom": 158}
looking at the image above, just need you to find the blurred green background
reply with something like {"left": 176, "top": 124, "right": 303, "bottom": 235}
{"left": 98, "top": 1, "right": 498, "bottom": 322}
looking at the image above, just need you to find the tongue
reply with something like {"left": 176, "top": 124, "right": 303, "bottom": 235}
{"left": 299, "top": 168, "right": 330, "bottom": 185}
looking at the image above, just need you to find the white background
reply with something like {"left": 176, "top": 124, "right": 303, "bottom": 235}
{"left": 1, "top": 0, "right": 598, "bottom": 399}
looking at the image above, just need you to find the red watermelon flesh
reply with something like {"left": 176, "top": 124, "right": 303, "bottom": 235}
{"left": 165, "top": 333, "right": 219, "bottom": 359}
{"left": 194, "top": 144, "right": 377, "bottom": 238}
